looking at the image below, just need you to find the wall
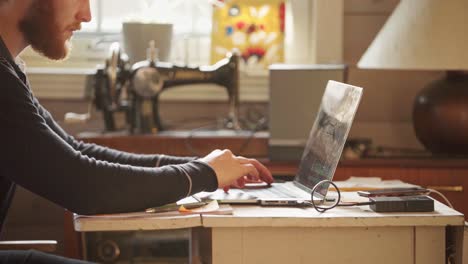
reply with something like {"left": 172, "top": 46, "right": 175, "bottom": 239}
{"left": 2, "top": 0, "right": 445, "bottom": 256}
{"left": 343, "top": 0, "right": 444, "bottom": 149}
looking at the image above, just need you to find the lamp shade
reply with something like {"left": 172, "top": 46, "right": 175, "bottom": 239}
{"left": 358, "top": 0, "right": 468, "bottom": 70}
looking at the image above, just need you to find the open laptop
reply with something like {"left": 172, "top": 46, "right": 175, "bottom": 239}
{"left": 197, "top": 80, "right": 363, "bottom": 204}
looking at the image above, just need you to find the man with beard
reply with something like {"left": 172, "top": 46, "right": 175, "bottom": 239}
{"left": 0, "top": 0, "right": 273, "bottom": 263}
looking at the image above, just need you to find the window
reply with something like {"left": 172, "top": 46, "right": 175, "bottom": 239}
{"left": 84, "top": 0, "right": 214, "bottom": 35}
{"left": 80, "top": 0, "right": 215, "bottom": 64}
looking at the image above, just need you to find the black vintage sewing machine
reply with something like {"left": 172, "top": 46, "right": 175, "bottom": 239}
{"left": 90, "top": 41, "right": 241, "bottom": 134}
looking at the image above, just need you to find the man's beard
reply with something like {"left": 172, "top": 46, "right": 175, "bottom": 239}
{"left": 19, "top": 1, "right": 72, "bottom": 60}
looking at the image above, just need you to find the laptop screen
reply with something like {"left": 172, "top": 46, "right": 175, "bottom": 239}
{"left": 294, "top": 80, "right": 363, "bottom": 197}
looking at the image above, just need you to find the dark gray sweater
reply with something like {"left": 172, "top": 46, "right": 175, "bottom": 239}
{"left": 0, "top": 36, "right": 218, "bottom": 235}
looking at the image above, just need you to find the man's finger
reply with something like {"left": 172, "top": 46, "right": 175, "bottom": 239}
{"left": 245, "top": 174, "right": 261, "bottom": 182}
{"left": 238, "top": 157, "right": 273, "bottom": 184}
{"left": 236, "top": 177, "right": 246, "bottom": 188}
{"left": 242, "top": 163, "right": 259, "bottom": 180}
{"left": 249, "top": 159, "right": 274, "bottom": 184}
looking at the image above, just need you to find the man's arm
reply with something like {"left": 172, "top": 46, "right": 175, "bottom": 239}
{"left": 34, "top": 101, "right": 195, "bottom": 167}
{"left": 0, "top": 68, "right": 218, "bottom": 215}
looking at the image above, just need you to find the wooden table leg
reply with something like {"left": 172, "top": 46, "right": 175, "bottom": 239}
{"left": 64, "top": 210, "right": 83, "bottom": 260}
{"left": 190, "top": 227, "right": 212, "bottom": 264}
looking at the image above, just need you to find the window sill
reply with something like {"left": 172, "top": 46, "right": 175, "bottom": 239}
{"left": 26, "top": 67, "right": 96, "bottom": 75}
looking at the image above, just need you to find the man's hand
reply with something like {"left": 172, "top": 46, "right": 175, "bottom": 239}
{"left": 199, "top": 149, "right": 274, "bottom": 189}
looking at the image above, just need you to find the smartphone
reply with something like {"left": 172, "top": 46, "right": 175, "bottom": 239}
{"left": 357, "top": 187, "right": 429, "bottom": 198}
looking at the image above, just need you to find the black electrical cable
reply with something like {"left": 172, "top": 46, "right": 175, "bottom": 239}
{"left": 185, "top": 123, "right": 219, "bottom": 156}
{"left": 237, "top": 117, "right": 268, "bottom": 156}
{"left": 164, "top": 116, "right": 218, "bottom": 130}
{"left": 184, "top": 116, "right": 267, "bottom": 157}
{"left": 309, "top": 180, "right": 341, "bottom": 213}
{"left": 308, "top": 180, "right": 375, "bottom": 213}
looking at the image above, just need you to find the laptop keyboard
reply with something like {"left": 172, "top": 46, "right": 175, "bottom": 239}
{"left": 242, "top": 182, "right": 310, "bottom": 199}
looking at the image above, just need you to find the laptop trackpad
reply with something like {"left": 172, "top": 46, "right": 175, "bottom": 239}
{"left": 197, "top": 189, "right": 259, "bottom": 204}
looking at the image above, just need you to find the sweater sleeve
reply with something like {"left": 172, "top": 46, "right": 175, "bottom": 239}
{"left": 33, "top": 101, "right": 196, "bottom": 167}
{"left": 0, "top": 67, "right": 218, "bottom": 215}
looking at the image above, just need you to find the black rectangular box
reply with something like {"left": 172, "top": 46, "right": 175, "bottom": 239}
{"left": 370, "top": 196, "right": 434, "bottom": 213}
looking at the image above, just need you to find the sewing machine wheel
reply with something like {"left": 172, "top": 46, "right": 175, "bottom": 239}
{"left": 132, "top": 67, "right": 164, "bottom": 98}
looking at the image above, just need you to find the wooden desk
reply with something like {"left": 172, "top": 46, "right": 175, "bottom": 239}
{"left": 67, "top": 132, "right": 468, "bottom": 261}
{"left": 77, "top": 132, "right": 468, "bottom": 217}
{"left": 74, "top": 197, "right": 464, "bottom": 264}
